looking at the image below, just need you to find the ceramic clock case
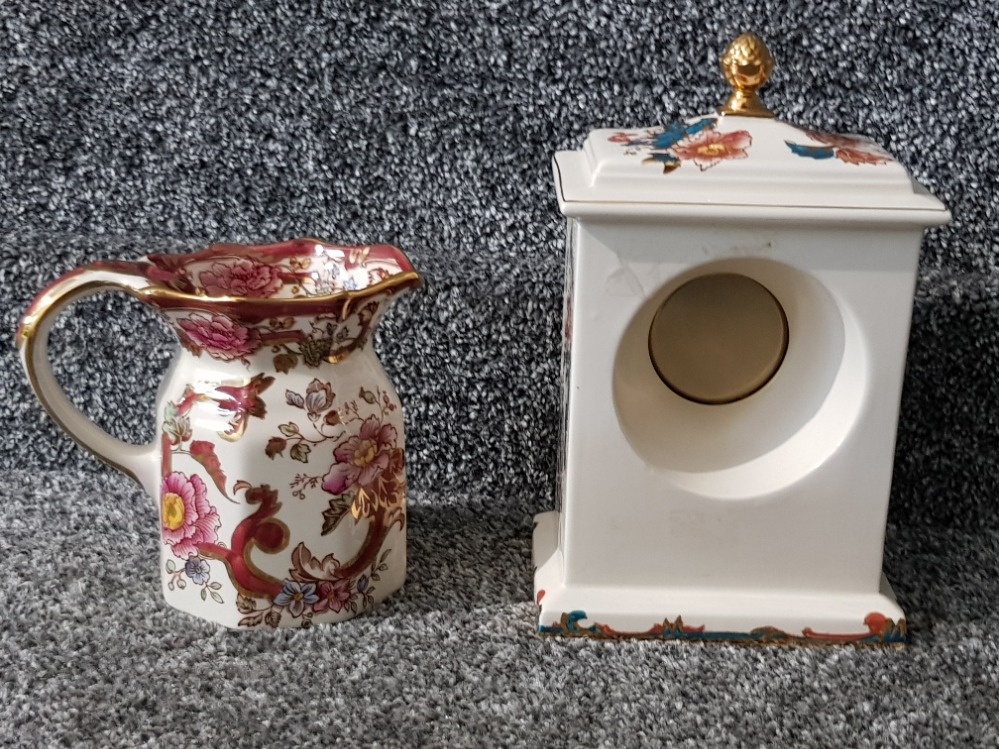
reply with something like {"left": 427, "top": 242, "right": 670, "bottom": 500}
{"left": 534, "top": 34, "right": 949, "bottom": 645}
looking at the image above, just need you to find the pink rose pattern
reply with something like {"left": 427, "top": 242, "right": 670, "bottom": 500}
{"left": 140, "top": 242, "right": 411, "bottom": 301}
{"left": 145, "top": 242, "right": 415, "bottom": 627}
{"left": 670, "top": 129, "right": 752, "bottom": 171}
{"left": 314, "top": 580, "right": 355, "bottom": 613}
{"left": 322, "top": 416, "right": 398, "bottom": 496}
{"left": 178, "top": 313, "right": 262, "bottom": 361}
{"left": 162, "top": 378, "right": 404, "bottom": 629}
{"left": 160, "top": 471, "right": 221, "bottom": 559}
{"left": 151, "top": 243, "right": 417, "bottom": 368}
{"left": 286, "top": 378, "right": 336, "bottom": 421}
{"left": 199, "top": 258, "right": 284, "bottom": 298}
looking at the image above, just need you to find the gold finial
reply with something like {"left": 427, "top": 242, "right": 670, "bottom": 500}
{"left": 719, "top": 33, "right": 775, "bottom": 118}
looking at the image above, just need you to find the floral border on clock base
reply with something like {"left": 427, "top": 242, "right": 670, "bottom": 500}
{"left": 532, "top": 511, "right": 908, "bottom": 647}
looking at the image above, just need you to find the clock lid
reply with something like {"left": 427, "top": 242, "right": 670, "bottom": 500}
{"left": 553, "top": 33, "right": 948, "bottom": 217}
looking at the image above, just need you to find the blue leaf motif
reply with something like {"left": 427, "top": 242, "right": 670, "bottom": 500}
{"left": 652, "top": 117, "right": 715, "bottom": 151}
{"left": 652, "top": 124, "right": 689, "bottom": 150}
{"left": 684, "top": 117, "right": 715, "bottom": 138}
{"left": 786, "top": 142, "right": 835, "bottom": 159}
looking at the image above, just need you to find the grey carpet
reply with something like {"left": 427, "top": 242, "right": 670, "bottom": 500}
{"left": 3, "top": 1, "right": 999, "bottom": 747}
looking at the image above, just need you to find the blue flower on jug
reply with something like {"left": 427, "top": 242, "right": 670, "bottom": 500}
{"left": 184, "top": 556, "right": 211, "bottom": 585}
{"left": 274, "top": 580, "right": 320, "bottom": 617}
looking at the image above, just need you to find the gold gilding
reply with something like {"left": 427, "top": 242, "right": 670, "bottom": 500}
{"left": 17, "top": 270, "right": 422, "bottom": 343}
{"left": 19, "top": 278, "right": 144, "bottom": 483}
{"left": 718, "top": 32, "right": 776, "bottom": 118}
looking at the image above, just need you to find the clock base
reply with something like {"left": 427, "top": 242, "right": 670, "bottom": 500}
{"left": 532, "top": 511, "right": 907, "bottom": 645}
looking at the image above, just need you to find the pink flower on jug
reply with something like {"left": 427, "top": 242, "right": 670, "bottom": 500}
{"left": 198, "top": 258, "right": 283, "bottom": 298}
{"left": 178, "top": 313, "right": 261, "bottom": 361}
{"left": 160, "top": 471, "right": 221, "bottom": 559}
{"left": 286, "top": 379, "right": 335, "bottom": 420}
{"left": 671, "top": 129, "right": 751, "bottom": 171}
{"left": 322, "top": 416, "right": 398, "bottom": 496}
{"left": 314, "top": 580, "right": 354, "bottom": 613}
{"left": 305, "top": 379, "right": 335, "bottom": 420}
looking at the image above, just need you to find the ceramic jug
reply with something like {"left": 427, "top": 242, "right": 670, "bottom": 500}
{"left": 17, "top": 239, "right": 421, "bottom": 628}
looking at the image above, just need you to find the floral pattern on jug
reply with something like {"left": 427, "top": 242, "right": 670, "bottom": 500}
{"left": 120, "top": 240, "right": 407, "bottom": 300}
{"left": 154, "top": 369, "right": 408, "bottom": 629}
{"left": 17, "top": 238, "right": 420, "bottom": 628}
{"left": 172, "top": 302, "right": 385, "bottom": 369}
{"left": 608, "top": 116, "right": 752, "bottom": 174}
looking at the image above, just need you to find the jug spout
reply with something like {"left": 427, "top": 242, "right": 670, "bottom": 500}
{"left": 149, "top": 239, "right": 421, "bottom": 366}
{"left": 45, "top": 239, "right": 421, "bottom": 368}
{"left": 133, "top": 239, "right": 420, "bottom": 314}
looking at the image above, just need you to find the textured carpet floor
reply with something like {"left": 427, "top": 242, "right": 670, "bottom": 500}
{"left": 3, "top": 2, "right": 999, "bottom": 747}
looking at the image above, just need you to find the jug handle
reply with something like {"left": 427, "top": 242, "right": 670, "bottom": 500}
{"left": 17, "top": 264, "right": 159, "bottom": 490}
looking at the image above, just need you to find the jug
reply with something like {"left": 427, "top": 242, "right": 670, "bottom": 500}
{"left": 17, "top": 239, "right": 421, "bottom": 628}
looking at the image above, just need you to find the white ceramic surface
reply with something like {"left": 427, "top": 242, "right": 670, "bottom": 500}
{"left": 537, "top": 108, "right": 950, "bottom": 644}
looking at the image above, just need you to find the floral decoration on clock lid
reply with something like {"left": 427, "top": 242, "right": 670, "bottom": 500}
{"left": 553, "top": 33, "right": 947, "bottom": 213}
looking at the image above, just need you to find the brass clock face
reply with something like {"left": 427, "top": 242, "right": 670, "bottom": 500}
{"left": 648, "top": 273, "right": 788, "bottom": 405}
